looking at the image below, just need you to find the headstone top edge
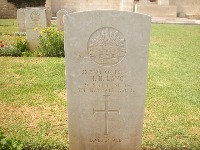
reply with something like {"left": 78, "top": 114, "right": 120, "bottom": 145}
{"left": 25, "top": 7, "right": 50, "bottom": 10}
{"left": 56, "top": 9, "right": 68, "bottom": 15}
{"left": 64, "top": 10, "right": 151, "bottom": 19}
{"left": 57, "top": 9, "right": 68, "bottom": 11}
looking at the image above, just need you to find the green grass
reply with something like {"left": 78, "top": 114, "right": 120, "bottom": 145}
{"left": 143, "top": 24, "right": 200, "bottom": 149}
{"left": 0, "top": 19, "right": 18, "bottom": 45}
{"left": 0, "top": 19, "right": 18, "bottom": 34}
{"left": 0, "top": 57, "right": 68, "bottom": 149}
{"left": 0, "top": 22, "right": 200, "bottom": 149}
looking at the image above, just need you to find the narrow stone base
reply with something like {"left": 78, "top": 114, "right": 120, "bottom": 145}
{"left": 135, "top": 4, "right": 177, "bottom": 18}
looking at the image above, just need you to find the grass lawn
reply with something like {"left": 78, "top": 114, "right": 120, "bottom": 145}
{"left": 0, "top": 20, "right": 200, "bottom": 149}
{"left": 0, "top": 19, "right": 18, "bottom": 45}
{"left": 144, "top": 24, "right": 200, "bottom": 149}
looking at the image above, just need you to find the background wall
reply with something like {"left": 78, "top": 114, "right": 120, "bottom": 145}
{"left": 169, "top": 0, "right": 200, "bottom": 16}
{"left": 0, "top": 0, "right": 17, "bottom": 19}
{"left": 1, "top": 0, "right": 200, "bottom": 19}
{"left": 46, "top": 0, "right": 134, "bottom": 16}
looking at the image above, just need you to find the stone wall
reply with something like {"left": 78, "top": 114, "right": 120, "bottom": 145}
{"left": 170, "top": 0, "right": 200, "bottom": 18}
{"left": 135, "top": 4, "right": 177, "bottom": 17}
{"left": 0, "top": 0, "right": 17, "bottom": 19}
{"left": 1, "top": 0, "right": 198, "bottom": 19}
{"left": 46, "top": 0, "right": 134, "bottom": 16}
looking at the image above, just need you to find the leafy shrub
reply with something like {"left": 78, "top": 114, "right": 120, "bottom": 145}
{"left": 39, "top": 26, "right": 64, "bottom": 57}
{"left": 13, "top": 36, "right": 30, "bottom": 55}
{"left": 0, "top": 128, "right": 23, "bottom": 150}
{"left": 0, "top": 46, "right": 22, "bottom": 57}
{"left": 0, "top": 36, "right": 30, "bottom": 57}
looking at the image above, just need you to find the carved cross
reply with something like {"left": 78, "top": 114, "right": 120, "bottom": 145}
{"left": 93, "top": 95, "right": 120, "bottom": 135}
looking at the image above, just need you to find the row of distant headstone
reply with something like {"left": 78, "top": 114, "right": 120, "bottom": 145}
{"left": 17, "top": 8, "right": 69, "bottom": 50}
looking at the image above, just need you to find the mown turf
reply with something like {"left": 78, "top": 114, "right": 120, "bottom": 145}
{"left": 143, "top": 24, "right": 200, "bottom": 149}
{"left": 0, "top": 23, "right": 200, "bottom": 149}
{"left": 0, "top": 57, "right": 68, "bottom": 149}
{"left": 0, "top": 19, "right": 18, "bottom": 34}
{"left": 0, "top": 19, "right": 18, "bottom": 45}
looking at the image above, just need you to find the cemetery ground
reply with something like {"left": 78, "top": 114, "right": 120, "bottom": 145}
{"left": 0, "top": 19, "right": 200, "bottom": 149}
{"left": 0, "top": 19, "right": 18, "bottom": 46}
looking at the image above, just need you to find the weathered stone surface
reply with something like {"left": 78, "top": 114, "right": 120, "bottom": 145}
{"left": 135, "top": 4, "right": 177, "bottom": 17}
{"left": 45, "top": 8, "right": 52, "bottom": 26}
{"left": 139, "top": 0, "right": 150, "bottom": 5}
{"left": 0, "top": 0, "right": 17, "bottom": 19}
{"left": 46, "top": 0, "right": 200, "bottom": 19}
{"left": 158, "top": 0, "right": 169, "bottom": 5}
{"left": 46, "top": 0, "right": 134, "bottom": 16}
{"left": 25, "top": 8, "right": 47, "bottom": 50}
{"left": 56, "top": 9, "right": 68, "bottom": 30}
{"left": 26, "top": 7, "right": 52, "bottom": 26}
{"left": 17, "top": 9, "right": 26, "bottom": 32}
{"left": 64, "top": 10, "right": 151, "bottom": 150}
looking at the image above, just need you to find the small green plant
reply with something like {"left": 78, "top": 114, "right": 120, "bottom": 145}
{"left": 0, "top": 128, "right": 23, "bottom": 150}
{"left": 14, "top": 32, "right": 26, "bottom": 36}
{"left": 0, "top": 36, "right": 29, "bottom": 57}
{"left": 13, "top": 36, "right": 30, "bottom": 56}
{"left": 0, "top": 45, "right": 22, "bottom": 57}
{"left": 39, "top": 26, "right": 64, "bottom": 57}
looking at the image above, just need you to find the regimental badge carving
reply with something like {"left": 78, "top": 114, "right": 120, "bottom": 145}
{"left": 88, "top": 27, "right": 126, "bottom": 66}
{"left": 30, "top": 10, "right": 40, "bottom": 21}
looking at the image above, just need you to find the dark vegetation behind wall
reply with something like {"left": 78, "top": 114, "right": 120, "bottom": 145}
{"left": 7, "top": 0, "right": 46, "bottom": 8}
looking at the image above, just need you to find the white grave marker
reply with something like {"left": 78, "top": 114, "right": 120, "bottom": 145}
{"left": 17, "top": 8, "right": 26, "bottom": 32}
{"left": 56, "top": 9, "right": 68, "bottom": 30}
{"left": 25, "top": 8, "right": 47, "bottom": 50}
{"left": 64, "top": 10, "right": 151, "bottom": 150}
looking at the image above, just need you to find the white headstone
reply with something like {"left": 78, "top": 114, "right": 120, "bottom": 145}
{"left": 56, "top": 9, "right": 68, "bottom": 30}
{"left": 25, "top": 8, "right": 47, "bottom": 50}
{"left": 26, "top": 7, "right": 52, "bottom": 26}
{"left": 64, "top": 10, "right": 151, "bottom": 150}
{"left": 17, "top": 8, "right": 26, "bottom": 32}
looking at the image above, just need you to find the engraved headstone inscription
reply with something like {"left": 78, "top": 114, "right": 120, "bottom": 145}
{"left": 25, "top": 8, "right": 47, "bottom": 50}
{"left": 26, "top": 7, "right": 52, "bottom": 26}
{"left": 64, "top": 10, "right": 151, "bottom": 150}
